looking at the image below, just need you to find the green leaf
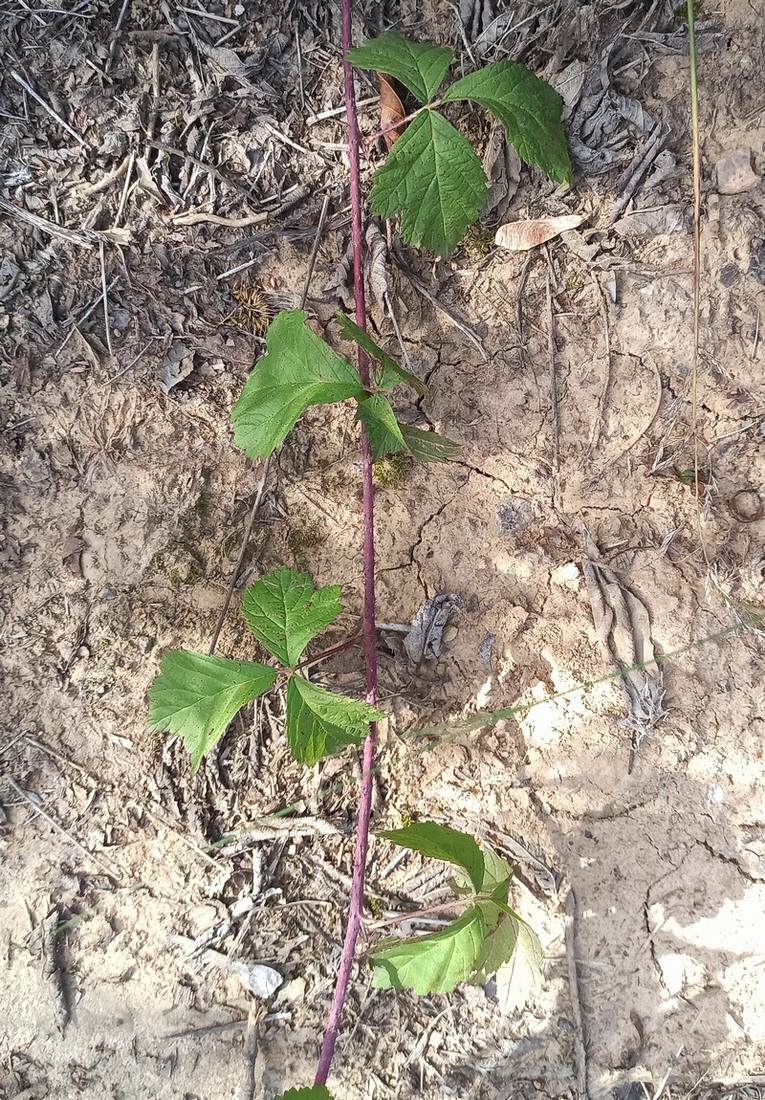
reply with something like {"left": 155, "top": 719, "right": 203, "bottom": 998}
{"left": 399, "top": 424, "right": 460, "bottom": 463}
{"left": 356, "top": 397, "right": 460, "bottom": 464}
{"left": 231, "top": 310, "right": 366, "bottom": 458}
{"left": 336, "top": 312, "right": 427, "bottom": 395}
{"left": 478, "top": 846, "right": 514, "bottom": 903}
{"left": 148, "top": 651, "right": 276, "bottom": 772}
{"left": 242, "top": 567, "right": 342, "bottom": 668}
{"left": 372, "top": 905, "right": 487, "bottom": 994}
{"left": 443, "top": 60, "right": 572, "bottom": 185}
{"left": 356, "top": 395, "right": 406, "bottom": 460}
{"left": 286, "top": 675, "right": 384, "bottom": 766}
{"left": 370, "top": 109, "right": 488, "bottom": 258}
{"left": 348, "top": 32, "right": 452, "bottom": 104}
{"left": 378, "top": 821, "right": 485, "bottom": 893}
{"left": 273, "top": 1088, "right": 334, "bottom": 1100}
{"left": 471, "top": 903, "right": 519, "bottom": 982}
{"left": 494, "top": 917, "right": 543, "bottom": 1012}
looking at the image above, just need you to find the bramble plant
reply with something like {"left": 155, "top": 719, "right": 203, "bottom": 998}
{"left": 149, "top": 565, "right": 384, "bottom": 772}
{"left": 350, "top": 31, "right": 572, "bottom": 256}
{"left": 149, "top": 20, "right": 569, "bottom": 1097}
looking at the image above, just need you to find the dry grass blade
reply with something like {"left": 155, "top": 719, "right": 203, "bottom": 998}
{"left": 687, "top": 0, "right": 710, "bottom": 570}
{"left": 0, "top": 197, "right": 95, "bottom": 248}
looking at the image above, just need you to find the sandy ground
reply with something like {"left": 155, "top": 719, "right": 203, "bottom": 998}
{"left": 1, "top": 1, "right": 765, "bottom": 1098}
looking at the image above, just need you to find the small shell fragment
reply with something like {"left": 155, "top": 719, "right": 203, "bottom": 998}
{"left": 494, "top": 214, "right": 586, "bottom": 251}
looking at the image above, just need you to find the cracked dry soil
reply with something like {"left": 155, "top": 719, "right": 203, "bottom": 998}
{"left": 2, "top": 0, "right": 765, "bottom": 1098}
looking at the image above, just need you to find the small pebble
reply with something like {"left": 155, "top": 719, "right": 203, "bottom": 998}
{"left": 497, "top": 497, "right": 533, "bottom": 534}
{"left": 716, "top": 148, "right": 760, "bottom": 195}
{"left": 478, "top": 632, "right": 495, "bottom": 668}
{"left": 719, "top": 263, "right": 741, "bottom": 287}
{"left": 550, "top": 562, "right": 581, "bottom": 588}
{"left": 707, "top": 784, "right": 724, "bottom": 806}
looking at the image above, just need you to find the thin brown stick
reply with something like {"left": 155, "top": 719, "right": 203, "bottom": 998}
{"left": 0, "top": 197, "right": 95, "bottom": 249}
{"left": 687, "top": 2, "right": 710, "bottom": 567}
{"left": 239, "top": 1003, "right": 264, "bottom": 1100}
{"left": 208, "top": 455, "right": 271, "bottom": 656}
{"left": 105, "top": 0, "right": 131, "bottom": 73}
{"left": 545, "top": 269, "right": 560, "bottom": 473}
{"left": 10, "top": 70, "right": 86, "bottom": 145}
{"left": 145, "top": 138, "right": 253, "bottom": 198}
{"left": 565, "top": 889, "right": 589, "bottom": 1100}
{"left": 588, "top": 273, "right": 612, "bottom": 456}
{"left": 172, "top": 185, "right": 311, "bottom": 227}
{"left": 99, "top": 240, "right": 113, "bottom": 355}
{"left": 396, "top": 257, "right": 487, "bottom": 360}
{"left": 364, "top": 101, "right": 437, "bottom": 147}
{"left": 115, "top": 151, "right": 135, "bottom": 225}
{"left": 8, "top": 776, "right": 122, "bottom": 882}
{"left": 300, "top": 192, "right": 331, "bottom": 310}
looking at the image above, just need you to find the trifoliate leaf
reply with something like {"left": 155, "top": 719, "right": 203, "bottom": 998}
{"left": 378, "top": 821, "right": 485, "bottom": 893}
{"left": 471, "top": 903, "right": 519, "bottom": 982}
{"left": 356, "top": 395, "right": 406, "bottom": 460}
{"left": 148, "top": 651, "right": 276, "bottom": 772}
{"left": 493, "top": 917, "right": 543, "bottom": 1013}
{"left": 273, "top": 1088, "right": 334, "bottom": 1100}
{"left": 372, "top": 905, "right": 487, "bottom": 994}
{"left": 336, "top": 312, "right": 427, "bottom": 395}
{"left": 242, "top": 567, "right": 342, "bottom": 668}
{"left": 443, "top": 60, "right": 572, "bottom": 185}
{"left": 286, "top": 675, "right": 385, "bottom": 766}
{"left": 370, "top": 109, "right": 488, "bottom": 258}
{"left": 348, "top": 32, "right": 453, "bottom": 104}
{"left": 231, "top": 310, "right": 366, "bottom": 458}
{"left": 399, "top": 424, "right": 460, "bottom": 463}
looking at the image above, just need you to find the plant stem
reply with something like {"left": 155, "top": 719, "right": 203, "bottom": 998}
{"left": 366, "top": 897, "right": 470, "bottom": 928}
{"left": 314, "top": 0, "right": 380, "bottom": 1086}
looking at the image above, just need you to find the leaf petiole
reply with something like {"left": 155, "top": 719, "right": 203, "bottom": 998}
{"left": 288, "top": 633, "right": 362, "bottom": 677}
{"left": 364, "top": 895, "right": 471, "bottom": 929}
{"left": 363, "top": 100, "right": 441, "bottom": 148}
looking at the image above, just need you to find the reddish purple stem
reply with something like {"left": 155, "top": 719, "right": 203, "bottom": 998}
{"left": 314, "top": 0, "right": 379, "bottom": 1086}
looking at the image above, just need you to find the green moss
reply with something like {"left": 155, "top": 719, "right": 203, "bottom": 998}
{"left": 464, "top": 223, "right": 494, "bottom": 257}
{"left": 170, "top": 561, "right": 201, "bottom": 587}
{"left": 566, "top": 271, "right": 583, "bottom": 291}
{"left": 373, "top": 453, "right": 412, "bottom": 489}
{"left": 287, "top": 527, "right": 321, "bottom": 564}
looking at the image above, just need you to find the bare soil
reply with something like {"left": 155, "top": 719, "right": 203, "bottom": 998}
{"left": 1, "top": 2, "right": 764, "bottom": 1099}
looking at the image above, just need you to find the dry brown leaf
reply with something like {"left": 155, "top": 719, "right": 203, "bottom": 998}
{"left": 379, "top": 72, "right": 406, "bottom": 149}
{"left": 494, "top": 214, "right": 586, "bottom": 251}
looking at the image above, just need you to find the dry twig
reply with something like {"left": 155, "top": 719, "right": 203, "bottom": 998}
{"left": 10, "top": 70, "right": 86, "bottom": 146}
{"left": 7, "top": 776, "right": 122, "bottom": 882}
